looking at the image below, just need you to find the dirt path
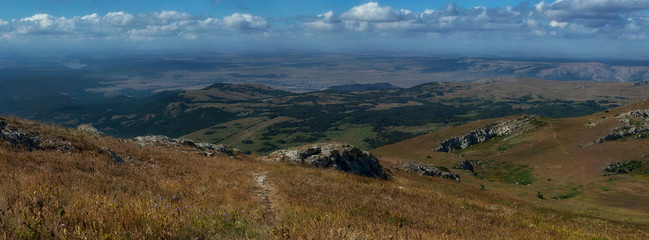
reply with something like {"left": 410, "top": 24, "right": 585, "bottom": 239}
{"left": 253, "top": 173, "right": 276, "bottom": 220}
{"left": 549, "top": 122, "right": 586, "bottom": 177}
{"left": 550, "top": 122, "right": 568, "bottom": 155}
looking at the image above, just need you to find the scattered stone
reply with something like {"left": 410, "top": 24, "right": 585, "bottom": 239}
{"left": 435, "top": 115, "right": 536, "bottom": 152}
{"left": 99, "top": 146, "right": 124, "bottom": 163}
{"left": 264, "top": 143, "right": 386, "bottom": 179}
{"left": 77, "top": 124, "right": 105, "bottom": 136}
{"left": 400, "top": 161, "right": 461, "bottom": 182}
{"left": 202, "top": 152, "right": 214, "bottom": 157}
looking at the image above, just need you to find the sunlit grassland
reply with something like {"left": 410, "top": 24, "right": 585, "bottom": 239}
{"left": 0, "top": 118, "right": 648, "bottom": 238}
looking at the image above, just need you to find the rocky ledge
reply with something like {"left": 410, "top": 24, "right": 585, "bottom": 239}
{"left": 1, "top": 118, "right": 74, "bottom": 151}
{"left": 595, "top": 109, "right": 649, "bottom": 143}
{"left": 435, "top": 115, "right": 537, "bottom": 152}
{"left": 263, "top": 143, "right": 386, "bottom": 179}
{"left": 400, "top": 161, "right": 460, "bottom": 182}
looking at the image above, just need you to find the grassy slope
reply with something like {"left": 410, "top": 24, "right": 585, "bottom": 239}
{"left": 1, "top": 117, "right": 648, "bottom": 239}
{"left": 373, "top": 99, "right": 649, "bottom": 224}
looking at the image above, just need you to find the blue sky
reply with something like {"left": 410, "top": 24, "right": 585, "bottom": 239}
{"left": 1, "top": 0, "right": 649, "bottom": 58}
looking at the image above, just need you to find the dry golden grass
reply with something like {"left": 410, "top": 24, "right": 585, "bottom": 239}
{"left": 374, "top": 99, "right": 649, "bottom": 226}
{"left": 1, "top": 117, "right": 648, "bottom": 239}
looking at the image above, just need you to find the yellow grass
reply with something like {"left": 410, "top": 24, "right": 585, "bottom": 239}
{"left": 1, "top": 117, "right": 648, "bottom": 239}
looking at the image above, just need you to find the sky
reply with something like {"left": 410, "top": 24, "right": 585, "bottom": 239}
{"left": 1, "top": 0, "right": 649, "bottom": 58}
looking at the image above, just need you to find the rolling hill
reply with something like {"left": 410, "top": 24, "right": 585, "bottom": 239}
{"left": 373, "top": 98, "right": 649, "bottom": 224}
{"left": 81, "top": 77, "right": 649, "bottom": 154}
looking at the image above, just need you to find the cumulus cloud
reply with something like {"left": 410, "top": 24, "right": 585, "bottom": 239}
{"left": 340, "top": 2, "right": 399, "bottom": 22}
{"left": 0, "top": 11, "right": 269, "bottom": 42}
{"left": 2, "top": 1, "right": 649, "bottom": 46}
{"left": 302, "top": 1, "right": 649, "bottom": 40}
{"left": 222, "top": 13, "right": 268, "bottom": 30}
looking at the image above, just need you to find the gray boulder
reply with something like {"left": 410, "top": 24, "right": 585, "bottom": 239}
{"left": 264, "top": 143, "right": 386, "bottom": 179}
{"left": 401, "top": 161, "right": 461, "bottom": 182}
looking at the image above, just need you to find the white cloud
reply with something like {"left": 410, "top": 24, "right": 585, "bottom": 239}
{"left": 1, "top": 2, "right": 649, "bottom": 45}
{"left": 550, "top": 20, "right": 568, "bottom": 28}
{"left": 341, "top": 2, "right": 398, "bottom": 22}
{"left": 301, "top": 1, "right": 649, "bottom": 40}
{"left": 103, "top": 12, "right": 136, "bottom": 26}
{"left": 0, "top": 11, "right": 268, "bottom": 42}
{"left": 222, "top": 13, "right": 268, "bottom": 30}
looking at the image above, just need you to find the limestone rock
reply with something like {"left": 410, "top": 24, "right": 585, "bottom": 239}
{"left": 401, "top": 161, "right": 461, "bottom": 182}
{"left": 602, "top": 161, "right": 646, "bottom": 175}
{"left": 435, "top": 115, "right": 536, "bottom": 152}
{"left": 455, "top": 160, "right": 482, "bottom": 172}
{"left": 1, "top": 118, "right": 73, "bottom": 151}
{"left": 596, "top": 109, "right": 649, "bottom": 144}
{"left": 264, "top": 143, "right": 386, "bottom": 179}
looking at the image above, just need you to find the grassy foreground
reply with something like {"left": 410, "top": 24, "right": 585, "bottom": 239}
{"left": 0, "top": 117, "right": 647, "bottom": 239}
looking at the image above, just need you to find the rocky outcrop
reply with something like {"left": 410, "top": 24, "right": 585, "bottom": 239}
{"left": 435, "top": 115, "right": 536, "bottom": 152}
{"left": 133, "top": 135, "right": 233, "bottom": 156}
{"left": 1, "top": 118, "right": 73, "bottom": 151}
{"left": 596, "top": 110, "right": 649, "bottom": 143}
{"left": 263, "top": 143, "right": 386, "bottom": 179}
{"left": 77, "top": 124, "right": 105, "bottom": 136}
{"left": 400, "top": 161, "right": 460, "bottom": 182}
{"left": 453, "top": 160, "right": 483, "bottom": 172}
{"left": 602, "top": 160, "right": 646, "bottom": 175}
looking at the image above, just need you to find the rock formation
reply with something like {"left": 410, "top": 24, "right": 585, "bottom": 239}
{"left": 453, "top": 159, "right": 483, "bottom": 172}
{"left": 400, "top": 161, "right": 461, "bottom": 182}
{"left": 263, "top": 143, "right": 386, "bottom": 179}
{"left": 435, "top": 115, "right": 536, "bottom": 152}
{"left": 1, "top": 118, "right": 73, "bottom": 151}
{"left": 602, "top": 160, "right": 646, "bottom": 175}
{"left": 596, "top": 109, "right": 649, "bottom": 143}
